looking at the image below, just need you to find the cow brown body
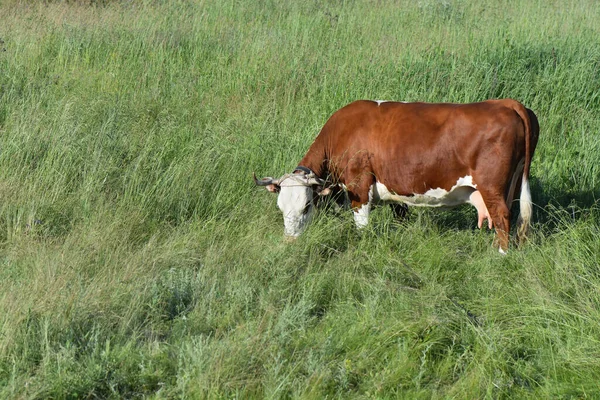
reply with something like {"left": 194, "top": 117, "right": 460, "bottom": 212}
{"left": 255, "top": 99, "right": 539, "bottom": 253}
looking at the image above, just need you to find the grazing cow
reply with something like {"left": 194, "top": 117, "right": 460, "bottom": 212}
{"left": 254, "top": 99, "right": 539, "bottom": 253}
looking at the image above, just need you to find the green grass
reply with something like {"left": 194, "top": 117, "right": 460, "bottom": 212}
{"left": 1, "top": 0, "right": 600, "bottom": 398}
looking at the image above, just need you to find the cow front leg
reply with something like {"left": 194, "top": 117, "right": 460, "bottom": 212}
{"left": 353, "top": 201, "right": 371, "bottom": 229}
{"left": 348, "top": 182, "right": 374, "bottom": 230}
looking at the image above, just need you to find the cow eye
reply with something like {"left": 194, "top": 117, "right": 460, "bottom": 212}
{"left": 302, "top": 203, "right": 311, "bottom": 215}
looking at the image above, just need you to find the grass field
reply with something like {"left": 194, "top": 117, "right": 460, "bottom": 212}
{"left": 1, "top": 0, "right": 600, "bottom": 398}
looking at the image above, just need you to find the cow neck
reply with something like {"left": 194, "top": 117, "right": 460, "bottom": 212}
{"left": 297, "top": 136, "right": 328, "bottom": 179}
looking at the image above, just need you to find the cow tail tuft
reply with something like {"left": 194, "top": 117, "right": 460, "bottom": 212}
{"left": 516, "top": 176, "right": 532, "bottom": 245}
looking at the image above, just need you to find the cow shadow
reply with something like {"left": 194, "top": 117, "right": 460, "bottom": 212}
{"left": 528, "top": 176, "right": 599, "bottom": 228}
{"left": 317, "top": 175, "right": 599, "bottom": 239}
{"left": 424, "top": 176, "right": 599, "bottom": 234}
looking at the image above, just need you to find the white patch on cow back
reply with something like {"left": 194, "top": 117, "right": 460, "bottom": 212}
{"left": 373, "top": 100, "right": 409, "bottom": 106}
{"left": 373, "top": 176, "right": 477, "bottom": 208}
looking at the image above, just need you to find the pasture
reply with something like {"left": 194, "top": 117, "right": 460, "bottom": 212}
{"left": 1, "top": 0, "right": 600, "bottom": 397}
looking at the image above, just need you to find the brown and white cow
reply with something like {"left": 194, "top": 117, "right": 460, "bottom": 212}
{"left": 255, "top": 99, "right": 539, "bottom": 253}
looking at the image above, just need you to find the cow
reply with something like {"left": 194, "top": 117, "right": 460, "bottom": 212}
{"left": 254, "top": 99, "right": 539, "bottom": 254}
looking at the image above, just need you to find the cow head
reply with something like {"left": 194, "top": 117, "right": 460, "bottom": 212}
{"left": 254, "top": 170, "right": 332, "bottom": 239}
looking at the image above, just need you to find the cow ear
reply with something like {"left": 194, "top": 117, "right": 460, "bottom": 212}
{"left": 317, "top": 186, "right": 332, "bottom": 196}
{"left": 266, "top": 184, "right": 280, "bottom": 193}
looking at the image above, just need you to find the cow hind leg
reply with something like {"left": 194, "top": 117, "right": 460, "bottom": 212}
{"left": 477, "top": 189, "right": 511, "bottom": 254}
{"left": 491, "top": 203, "right": 510, "bottom": 254}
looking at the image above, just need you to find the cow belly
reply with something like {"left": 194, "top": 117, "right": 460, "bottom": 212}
{"left": 373, "top": 176, "right": 477, "bottom": 208}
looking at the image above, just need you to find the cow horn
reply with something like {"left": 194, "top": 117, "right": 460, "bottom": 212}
{"left": 306, "top": 174, "right": 325, "bottom": 186}
{"left": 253, "top": 172, "right": 279, "bottom": 186}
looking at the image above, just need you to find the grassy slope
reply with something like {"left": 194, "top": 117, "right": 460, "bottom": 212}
{"left": 1, "top": 0, "right": 600, "bottom": 398}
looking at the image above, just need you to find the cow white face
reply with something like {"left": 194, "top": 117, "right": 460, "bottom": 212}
{"left": 254, "top": 171, "right": 332, "bottom": 239}
{"left": 277, "top": 175, "right": 316, "bottom": 238}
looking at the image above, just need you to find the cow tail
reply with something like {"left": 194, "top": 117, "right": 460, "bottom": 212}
{"left": 512, "top": 102, "right": 537, "bottom": 245}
